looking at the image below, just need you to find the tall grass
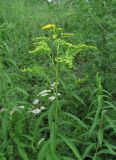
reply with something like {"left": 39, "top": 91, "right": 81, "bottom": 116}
{"left": 0, "top": 0, "right": 116, "bottom": 159}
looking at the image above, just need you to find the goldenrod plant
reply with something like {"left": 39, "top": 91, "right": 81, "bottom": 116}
{"left": 22, "top": 24, "right": 96, "bottom": 160}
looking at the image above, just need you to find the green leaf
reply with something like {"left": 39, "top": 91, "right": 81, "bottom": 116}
{"left": 92, "top": 154, "right": 103, "bottom": 160}
{"left": 46, "top": 154, "right": 52, "bottom": 160}
{"left": 105, "top": 115, "right": 116, "bottom": 132}
{"left": 13, "top": 136, "right": 26, "bottom": 148}
{"left": 18, "top": 147, "right": 29, "bottom": 160}
{"left": 104, "top": 140, "right": 116, "bottom": 155}
{"left": 50, "top": 122, "right": 56, "bottom": 159}
{"left": 98, "top": 128, "right": 103, "bottom": 147}
{"left": 38, "top": 140, "right": 50, "bottom": 160}
{"left": 97, "top": 149, "right": 116, "bottom": 155}
{"left": 3, "top": 72, "right": 13, "bottom": 87}
{"left": 89, "top": 107, "right": 101, "bottom": 136}
{"left": 82, "top": 143, "right": 95, "bottom": 159}
{"left": 59, "top": 120, "right": 79, "bottom": 129}
{"left": 46, "top": 153, "right": 59, "bottom": 160}
{"left": 0, "top": 153, "right": 6, "bottom": 160}
{"left": 61, "top": 156, "right": 75, "bottom": 160}
{"left": 15, "top": 87, "right": 29, "bottom": 96}
{"left": 71, "top": 92, "right": 86, "bottom": 106}
{"left": 35, "top": 111, "right": 48, "bottom": 134}
{"left": 48, "top": 103, "right": 56, "bottom": 130}
{"left": 62, "top": 112, "right": 88, "bottom": 129}
{"left": 2, "top": 113, "right": 9, "bottom": 138}
{"left": 105, "top": 101, "right": 116, "bottom": 111}
{"left": 59, "top": 134, "right": 82, "bottom": 160}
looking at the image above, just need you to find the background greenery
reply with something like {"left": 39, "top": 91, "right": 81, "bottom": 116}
{"left": 0, "top": 0, "right": 116, "bottom": 159}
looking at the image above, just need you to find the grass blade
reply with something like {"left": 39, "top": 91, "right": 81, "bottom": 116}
{"left": 59, "top": 134, "right": 82, "bottom": 160}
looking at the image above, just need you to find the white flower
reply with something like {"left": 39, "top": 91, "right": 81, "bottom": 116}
{"left": 48, "top": 96, "right": 55, "bottom": 101}
{"left": 41, "top": 93, "right": 48, "bottom": 97}
{"left": 57, "top": 93, "right": 61, "bottom": 96}
{"left": 38, "top": 89, "right": 51, "bottom": 97}
{"left": 37, "top": 138, "right": 45, "bottom": 146}
{"left": 51, "top": 82, "right": 59, "bottom": 89}
{"left": 18, "top": 106, "right": 25, "bottom": 109}
{"left": 47, "top": 0, "right": 53, "bottom": 2}
{"left": 33, "top": 99, "right": 39, "bottom": 105}
{"left": 40, "top": 89, "right": 51, "bottom": 95}
{"left": 31, "top": 108, "right": 41, "bottom": 115}
{"left": 40, "top": 106, "right": 45, "bottom": 110}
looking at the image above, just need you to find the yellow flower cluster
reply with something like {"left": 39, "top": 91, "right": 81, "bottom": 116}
{"left": 42, "top": 24, "right": 56, "bottom": 30}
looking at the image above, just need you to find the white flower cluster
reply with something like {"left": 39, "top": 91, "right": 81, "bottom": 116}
{"left": 47, "top": 0, "right": 61, "bottom": 4}
{"left": 30, "top": 108, "right": 41, "bottom": 115}
{"left": 7, "top": 102, "right": 45, "bottom": 116}
{"left": 9, "top": 105, "right": 25, "bottom": 115}
{"left": 36, "top": 82, "right": 61, "bottom": 102}
{"left": 30, "top": 106, "right": 45, "bottom": 115}
{"left": 48, "top": 96, "right": 55, "bottom": 101}
{"left": 48, "top": 93, "right": 61, "bottom": 101}
{"left": 18, "top": 105, "right": 25, "bottom": 109}
{"left": 33, "top": 99, "right": 39, "bottom": 105}
{"left": 51, "top": 82, "right": 59, "bottom": 90}
{"left": 38, "top": 89, "right": 51, "bottom": 97}
{"left": 0, "top": 106, "right": 25, "bottom": 115}
{"left": 47, "top": 0, "right": 53, "bottom": 2}
{"left": 4, "top": 82, "right": 61, "bottom": 117}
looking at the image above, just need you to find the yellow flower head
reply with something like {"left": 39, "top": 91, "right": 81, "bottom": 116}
{"left": 42, "top": 24, "right": 56, "bottom": 30}
{"left": 52, "top": 34, "right": 57, "bottom": 39}
{"left": 57, "top": 27, "right": 63, "bottom": 31}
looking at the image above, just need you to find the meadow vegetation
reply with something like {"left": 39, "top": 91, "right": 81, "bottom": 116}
{"left": 0, "top": 0, "right": 116, "bottom": 159}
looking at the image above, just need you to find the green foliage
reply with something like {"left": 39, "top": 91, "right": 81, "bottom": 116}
{"left": 0, "top": 0, "right": 115, "bottom": 159}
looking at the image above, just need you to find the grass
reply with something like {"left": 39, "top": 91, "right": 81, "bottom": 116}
{"left": 0, "top": 0, "right": 116, "bottom": 160}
